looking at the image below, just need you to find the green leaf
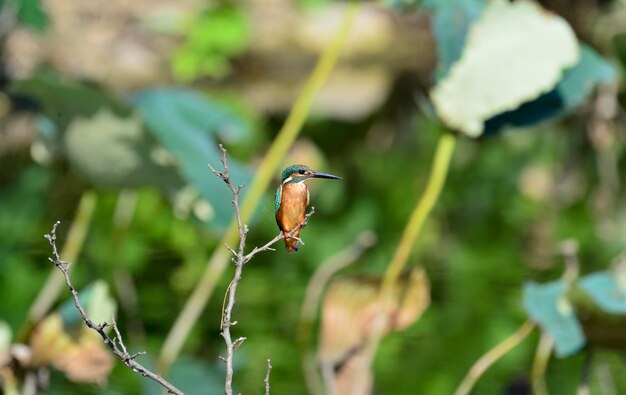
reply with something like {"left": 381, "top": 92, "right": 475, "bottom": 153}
{"left": 172, "top": 7, "right": 249, "bottom": 81}
{"left": 430, "top": 0, "right": 579, "bottom": 137}
{"left": 0, "top": 321, "right": 11, "bottom": 354}
{"left": 64, "top": 109, "right": 182, "bottom": 194}
{"left": 9, "top": 71, "right": 128, "bottom": 130}
{"left": 556, "top": 44, "right": 616, "bottom": 109}
{"left": 169, "top": 359, "right": 224, "bottom": 394}
{"left": 523, "top": 280, "right": 585, "bottom": 357}
{"left": 483, "top": 44, "right": 616, "bottom": 134}
{"left": 59, "top": 281, "right": 116, "bottom": 330}
{"left": 428, "top": 0, "right": 484, "bottom": 79}
{"left": 579, "top": 272, "right": 626, "bottom": 315}
{"left": 16, "top": 0, "right": 48, "bottom": 31}
{"left": 134, "top": 88, "right": 253, "bottom": 229}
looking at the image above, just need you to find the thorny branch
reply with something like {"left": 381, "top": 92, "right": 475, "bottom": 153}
{"left": 44, "top": 221, "right": 184, "bottom": 395}
{"left": 209, "top": 145, "right": 312, "bottom": 395}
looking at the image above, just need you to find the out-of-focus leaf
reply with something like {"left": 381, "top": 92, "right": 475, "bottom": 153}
{"left": 16, "top": 0, "right": 48, "bottom": 31}
{"left": 430, "top": 0, "right": 579, "bottom": 137}
{"left": 84, "top": 280, "right": 117, "bottom": 326}
{"left": 523, "top": 280, "right": 584, "bottom": 357}
{"left": 0, "top": 321, "right": 12, "bottom": 355}
{"left": 54, "top": 332, "right": 115, "bottom": 386}
{"left": 63, "top": 109, "right": 183, "bottom": 195}
{"left": 557, "top": 45, "right": 616, "bottom": 109}
{"left": 579, "top": 272, "right": 626, "bottom": 315}
{"left": 32, "top": 304, "right": 115, "bottom": 385}
{"left": 135, "top": 88, "right": 253, "bottom": 229}
{"left": 428, "top": 0, "right": 484, "bottom": 79}
{"left": 172, "top": 7, "right": 249, "bottom": 81}
{"left": 9, "top": 71, "right": 128, "bottom": 130}
{"left": 320, "top": 268, "right": 429, "bottom": 394}
{"left": 59, "top": 281, "right": 116, "bottom": 331}
{"left": 484, "top": 44, "right": 616, "bottom": 134}
{"left": 169, "top": 359, "right": 224, "bottom": 394}
{"left": 29, "top": 314, "right": 73, "bottom": 367}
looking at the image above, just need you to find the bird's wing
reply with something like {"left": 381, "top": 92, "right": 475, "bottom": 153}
{"left": 274, "top": 185, "right": 282, "bottom": 214}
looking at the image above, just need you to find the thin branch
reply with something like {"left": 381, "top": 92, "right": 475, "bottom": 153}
{"left": 243, "top": 208, "right": 315, "bottom": 263}
{"left": 265, "top": 358, "right": 272, "bottom": 395}
{"left": 44, "top": 221, "right": 184, "bottom": 395}
{"left": 210, "top": 145, "right": 305, "bottom": 395}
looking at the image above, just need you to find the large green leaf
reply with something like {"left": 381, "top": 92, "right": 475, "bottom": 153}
{"left": 134, "top": 88, "right": 253, "bottom": 229}
{"left": 523, "top": 280, "right": 584, "bottom": 357}
{"left": 579, "top": 272, "right": 626, "bottom": 315}
{"left": 15, "top": 0, "right": 48, "bottom": 31}
{"left": 483, "top": 44, "right": 616, "bottom": 134}
{"left": 9, "top": 71, "right": 128, "bottom": 131}
{"left": 59, "top": 281, "right": 116, "bottom": 331}
{"left": 428, "top": 0, "right": 484, "bottom": 79}
{"left": 430, "top": 0, "right": 579, "bottom": 137}
{"left": 64, "top": 109, "right": 182, "bottom": 195}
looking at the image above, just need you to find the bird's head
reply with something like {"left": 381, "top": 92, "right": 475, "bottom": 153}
{"left": 281, "top": 164, "right": 341, "bottom": 184}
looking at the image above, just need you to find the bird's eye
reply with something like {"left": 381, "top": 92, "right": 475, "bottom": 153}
{"left": 299, "top": 170, "right": 306, "bottom": 174}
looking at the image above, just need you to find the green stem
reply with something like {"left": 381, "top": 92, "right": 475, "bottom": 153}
{"left": 454, "top": 321, "right": 536, "bottom": 395}
{"left": 19, "top": 190, "right": 97, "bottom": 341}
{"left": 157, "top": 2, "right": 360, "bottom": 372}
{"left": 381, "top": 132, "right": 456, "bottom": 293}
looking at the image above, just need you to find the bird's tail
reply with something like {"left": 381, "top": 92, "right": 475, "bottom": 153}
{"left": 283, "top": 229, "right": 301, "bottom": 253}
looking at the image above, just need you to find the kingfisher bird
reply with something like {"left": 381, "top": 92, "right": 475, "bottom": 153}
{"left": 275, "top": 164, "right": 341, "bottom": 253}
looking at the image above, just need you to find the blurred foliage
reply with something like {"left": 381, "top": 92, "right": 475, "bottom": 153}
{"left": 1, "top": 0, "right": 626, "bottom": 394}
{"left": 172, "top": 7, "right": 249, "bottom": 81}
{"left": 0, "top": 0, "right": 48, "bottom": 31}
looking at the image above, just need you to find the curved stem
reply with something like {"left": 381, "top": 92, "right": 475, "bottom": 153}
{"left": 19, "top": 190, "right": 97, "bottom": 341}
{"left": 454, "top": 320, "right": 535, "bottom": 395}
{"left": 381, "top": 132, "right": 456, "bottom": 293}
{"left": 158, "top": 2, "right": 360, "bottom": 373}
{"left": 531, "top": 331, "right": 553, "bottom": 395}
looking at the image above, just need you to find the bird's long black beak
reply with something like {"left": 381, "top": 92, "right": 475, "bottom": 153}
{"left": 311, "top": 171, "right": 341, "bottom": 180}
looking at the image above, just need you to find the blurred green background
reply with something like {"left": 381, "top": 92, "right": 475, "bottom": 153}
{"left": 2, "top": 0, "right": 626, "bottom": 394}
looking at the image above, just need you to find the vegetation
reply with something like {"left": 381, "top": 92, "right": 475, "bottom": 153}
{"left": 2, "top": 0, "right": 626, "bottom": 394}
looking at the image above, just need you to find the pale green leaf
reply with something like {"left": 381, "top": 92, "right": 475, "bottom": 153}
{"left": 523, "top": 280, "right": 585, "bottom": 357}
{"left": 0, "top": 321, "right": 11, "bottom": 354}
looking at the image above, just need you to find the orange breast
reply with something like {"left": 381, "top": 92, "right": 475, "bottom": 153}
{"left": 276, "top": 182, "right": 309, "bottom": 233}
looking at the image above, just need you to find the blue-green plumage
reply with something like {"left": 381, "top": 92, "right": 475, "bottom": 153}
{"left": 274, "top": 185, "right": 282, "bottom": 214}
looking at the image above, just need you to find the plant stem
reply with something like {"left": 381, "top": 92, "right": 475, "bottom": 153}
{"left": 531, "top": 331, "right": 554, "bottom": 395}
{"left": 381, "top": 132, "right": 456, "bottom": 292}
{"left": 19, "top": 190, "right": 97, "bottom": 341}
{"left": 157, "top": 2, "right": 360, "bottom": 373}
{"left": 454, "top": 320, "right": 535, "bottom": 395}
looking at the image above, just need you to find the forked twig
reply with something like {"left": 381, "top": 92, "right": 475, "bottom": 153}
{"left": 45, "top": 222, "right": 184, "bottom": 395}
{"left": 210, "top": 144, "right": 311, "bottom": 395}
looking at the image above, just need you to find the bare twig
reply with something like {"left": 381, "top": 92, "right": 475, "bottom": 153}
{"left": 210, "top": 145, "right": 311, "bottom": 395}
{"left": 264, "top": 358, "right": 272, "bottom": 395}
{"left": 44, "top": 221, "right": 184, "bottom": 395}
